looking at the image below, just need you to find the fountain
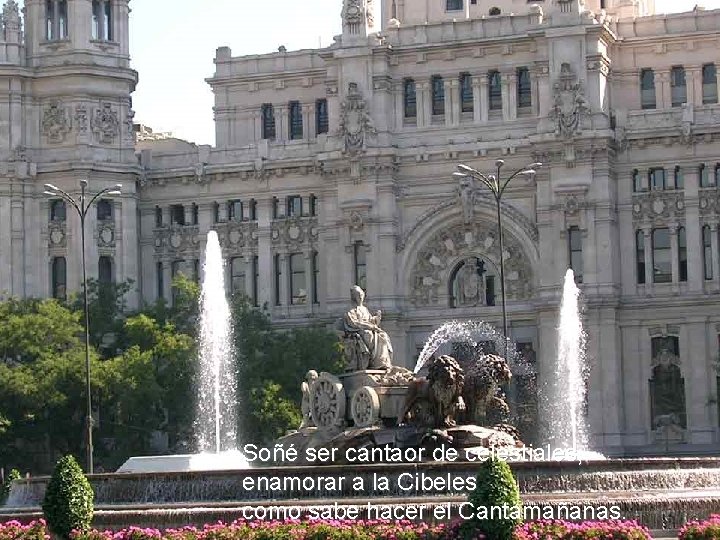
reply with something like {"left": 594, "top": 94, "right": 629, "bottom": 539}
{"left": 114, "top": 231, "right": 249, "bottom": 473}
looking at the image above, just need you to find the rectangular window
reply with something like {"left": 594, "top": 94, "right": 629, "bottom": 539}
{"left": 92, "top": 0, "right": 101, "bottom": 40}
{"left": 678, "top": 227, "right": 687, "bottom": 282}
{"left": 272, "top": 196, "right": 280, "bottom": 219}
{"left": 568, "top": 227, "right": 583, "bottom": 283}
{"left": 312, "top": 251, "right": 319, "bottom": 305}
{"left": 213, "top": 202, "right": 220, "bottom": 223}
{"left": 702, "top": 64, "right": 718, "bottom": 104}
{"left": 431, "top": 75, "right": 445, "bottom": 116}
{"left": 228, "top": 200, "right": 243, "bottom": 222}
{"left": 632, "top": 169, "right": 644, "bottom": 192}
{"left": 673, "top": 166, "right": 684, "bottom": 190}
{"left": 700, "top": 164, "right": 713, "bottom": 188}
{"left": 52, "top": 256, "right": 67, "bottom": 300}
{"left": 403, "top": 79, "right": 417, "bottom": 119}
{"left": 316, "top": 99, "right": 329, "bottom": 134}
{"left": 170, "top": 204, "right": 185, "bottom": 225}
{"left": 155, "top": 206, "right": 163, "bottom": 227}
{"left": 309, "top": 194, "right": 318, "bottom": 217}
{"left": 650, "top": 168, "right": 666, "bottom": 190}
{"left": 98, "top": 256, "right": 113, "bottom": 284}
{"left": 640, "top": 68, "right": 656, "bottom": 110}
{"left": 446, "top": 0, "right": 463, "bottom": 10}
{"left": 703, "top": 226, "right": 713, "bottom": 280}
{"left": 517, "top": 67, "right": 532, "bottom": 109}
{"left": 488, "top": 71, "right": 502, "bottom": 111}
{"left": 192, "top": 203, "right": 199, "bottom": 225}
{"left": 230, "top": 257, "right": 246, "bottom": 295}
{"left": 104, "top": 0, "right": 112, "bottom": 41}
{"left": 354, "top": 242, "right": 367, "bottom": 291}
{"left": 671, "top": 66, "right": 687, "bottom": 107}
{"left": 50, "top": 199, "right": 67, "bottom": 222}
{"left": 289, "top": 101, "right": 303, "bottom": 140}
{"left": 716, "top": 164, "right": 720, "bottom": 187}
{"left": 252, "top": 256, "right": 259, "bottom": 306}
{"left": 274, "top": 254, "right": 282, "bottom": 306}
{"left": 652, "top": 228, "right": 672, "bottom": 283}
{"left": 636, "top": 230, "right": 646, "bottom": 284}
{"left": 156, "top": 262, "right": 164, "bottom": 300}
{"left": 287, "top": 195, "right": 302, "bottom": 217}
{"left": 290, "top": 253, "right": 307, "bottom": 305}
{"left": 261, "top": 104, "right": 275, "bottom": 140}
{"left": 248, "top": 199, "right": 257, "bottom": 221}
{"left": 459, "top": 73, "right": 473, "bottom": 114}
{"left": 97, "top": 199, "right": 113, "bottom": 221}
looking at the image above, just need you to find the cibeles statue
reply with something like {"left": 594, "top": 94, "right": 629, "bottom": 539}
{"left": 341, "top": 285, "right": 394, "bottom": 371}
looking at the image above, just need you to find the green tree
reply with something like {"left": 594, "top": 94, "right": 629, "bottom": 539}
{"left": 42, "top": 455, "right": 94, "bottom": 539}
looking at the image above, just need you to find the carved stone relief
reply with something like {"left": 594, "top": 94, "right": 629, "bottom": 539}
{"left": 215, "top": 221, "right": 259, "bottom": 254}
{"left": 343, "top": 0, "right": 364, "bottom": 25}
{"left": 408, "top": 222, "right": 533, "bottom": 307}
{"left": 339, "top": 82, "right": 375, "bottom": 156}
{"left": 42, "top": 102, "right": 71, "bottom": 143}
{"left": 699, "top": 189, "right": 720, "bottom": 218}
{"left": 48, "top": 222, "right": 67, "bottom": 249}
{"left": 271, "top": 217, "right": 319, "bottom": 251}
{"left": 2, "top": 1, "right": 21, "bottom": 32}
{"left": 97, "top": 223, "right": 116, "bottom": 248}
{"left": 551, "top": 64, "right": 589, "bottom": 142}
{"left": 92, "top": 103, "right": 120, "bottom": 144}
{"left": 74, "top": 105, "right": 89, "bottom": 133}
{"left": 632, "top": 191, "right": 685, "bottom": 225}
{"left": 153, "top": 226, "right": 201, "bottom": 256}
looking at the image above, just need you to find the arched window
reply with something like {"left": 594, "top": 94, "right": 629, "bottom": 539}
{"left": 703, "top": 225, "right": 713, "bottom": 280}
{"left": 649, "top": 336, "right": 686, "bottom": 430}
{"left": 97, "top": 199, "right": 113, "bottom": 221}
{"left": 403, "top": 79, "right": 417, "bottom": 119}
{"left": 50, "top": 199, "right": 66, "bottom": 221}
{"left": 488, "top": 70, "right": 502, "bottom": 111}
{"left": 449, "top": 257, "right": 495, "bottom": 308}
{"left": 52, "top": 256, "right": 67, "bottom": 299}
{"left": 98, "top": 256, "right": 113, "bottom": 284}
{"left": 489, "top": 6, "right": 501, "bottom": 15}
{"left": 230, "top": 257, "right": 246, "bottom": 295}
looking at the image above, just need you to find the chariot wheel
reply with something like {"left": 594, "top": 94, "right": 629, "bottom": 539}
{"left": 351, "top": 386, "right": 380, "bottom": 428}
{"left": 310, "top": 373, "right": 346, "bottom": 430}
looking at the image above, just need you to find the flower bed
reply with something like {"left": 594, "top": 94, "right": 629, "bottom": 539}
{"left": 0, "top": 521, "right": 49, "bottom": 540}
{"left": 513, "top": 520, "right": 653, "bottom": 540}
{"left": 679, "top": 515, "right": 720, "bottom": 540}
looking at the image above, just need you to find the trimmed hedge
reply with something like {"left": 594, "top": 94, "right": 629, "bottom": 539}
{"left": 41, "top": 455, "right": 94, "bottom": 539}
{"left": 679, "top": 515, "right": 720, "bottom": 540}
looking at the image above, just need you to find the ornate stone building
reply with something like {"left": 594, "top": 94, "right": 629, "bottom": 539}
{"left": 1, "top": 0, "right": 720, "bottom": 455}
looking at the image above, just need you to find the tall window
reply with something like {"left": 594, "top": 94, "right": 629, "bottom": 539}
{"left": 92, "top": 1, "right": 113, "bottom": 41}
{"left": 636, "top": 230, "right": 646, "bottom": 284}
{"left": 702, "top": 64, "right": 718, "bottom": 104}
{"left": 678, "top": 227, "right": 687, "bottom": 282}
{"left": 568, "top": 227, "right": 583, "bottom": 283}
{"left": 488, "top": 71, "right": 502, "bottom": 111}
{"left": 700, "top": 163, "right": 713, "bottom": 187}
{"left": 289, "top": 101, "right": 303, "bottom": 140}
{"left": 446, "top": 0, "right": 463, "bottom": 10}
{"left": 192, "top": 203, "right": 199, "bottom": 225}
{"left": 460, "top": 73, "right": 473, "bottom": 113}
{"left": 650, "top": 167, "right": 666, "bottom": 191}
{"left": 52, "top": 256, "right": 67, "bottom": 300}
{"left": 716, "top": 164, "right": 720, "bottom": 186}
{"left": 50, "top": 199, "right": 66, "bottom": 222}
{"left": 248, "top": 199, "right": 257, "bottom": 220}
{"left": 272, "top": 197, "right": 280, "bottom": 219}
{"left": 632, "top": 169, "right": 644, "bottom": 192}
{"left": 309, "top": 194, "right": 318, "bottom": 217}
{"left": 671, "top": 66, "right": 687, "bottom": 107}
{"left": 274, "top": 254, "right": 282, "bottom": 306}
{"left": 403, "top": 79, "right": 417, "bottom": 119}
{"left": 290, "top": 253, "right": 307, "bottom": 305}
{"left": 431, "top": 75, "right": 445, "bottom": 116}
{"left": 98, "top": 256, "right": 113, "bottom": 284}
{"left": 649, "top": 336, "right": 686, "bottom": 429}
{"left": 213, "top": 203, "right": 220, "bottom": 223}
{"left": 46, "top": 0, "right": 68, "bottom": 41}
{"left": 312, "top": 251, "right": 319, "bottom": 305}
{"left": 703, "top": 225, "right": 713, "bottom": 280}
{"left": 97, "top": 199, "right": 113, "bottom": 221}
{"left": 252, "top": 256, "right": 259, "bottom": 307}
{"left": 156, "top": 262, "right": 164, "bottom": 300}
{"left": 315, "top": 99, "right": 329, "bottom": 134}
{"left": 673, "top": 166, "right": 684, "bottom": 189}
{"left": 287, "top": 195, "right": 302, "bottom": 217}
{"left": 228, "top": 200, "right": 243, "bottom": 222}
{"left": 230, "top": 257, "right": 246, "bottom": 295}
{"left": 640, "top": 68, "right": 656, "bottom": 109}
{"left": 170, "top": 204, "right": 185, "bottom": 225}
{"left": 652, "top": 228, "right": 672, "bottom": 283}
{"left": 353, "top": 241, "right": 367, "bottom": 291}
{"left": 261, "top": 104, "right": 275, "bottom": 140}
{"left": 155, "top": 206, "right": 163, "bottom": 227}
{"left": 517, "top": 67, "right": 532, "bottom": 109}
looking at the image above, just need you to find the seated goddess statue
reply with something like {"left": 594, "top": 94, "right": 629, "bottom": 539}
{"left": 342, "top": 285, "right": 394, "bottom": 371}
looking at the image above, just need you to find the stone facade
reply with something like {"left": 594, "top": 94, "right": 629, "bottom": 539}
{"left": 1, "top": 0, "right": 720, "bottom": 455}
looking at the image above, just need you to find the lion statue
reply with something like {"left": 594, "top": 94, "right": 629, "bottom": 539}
{"left": 397, "top": 355, "right": 466, "bottom": 428}
{"left": 460, "top": 353, "right": 512, "bottom": 426}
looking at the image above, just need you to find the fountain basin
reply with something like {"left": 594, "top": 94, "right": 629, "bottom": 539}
{"left": 116, "top": 450, "right": 250, "bottom": 473}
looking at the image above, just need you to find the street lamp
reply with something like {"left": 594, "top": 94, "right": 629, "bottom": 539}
{"left": 44, "top": 180, "right": 122, "bottom": 474}
{"left": 453, "top": 160, "right": 541, "bottom": 360}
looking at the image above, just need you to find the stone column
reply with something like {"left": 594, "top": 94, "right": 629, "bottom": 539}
{"left": 394, "top": 82, "right": 405, "bottom": 129}
{"left": 444, "top": 78, "right": 455, "bottom": 127}
{"left": 419, "top": 79, "right": 431, "bottom": 128}
{"left": 184, "top": 204, "right": 193, "bottom": 226}
{"left": 279, "top": 253, "right": 289, "bottom": 308}
{"left": 503, "top": 71, "right": 517, "bottom": 121}
{"left": 471, "top": 76, "right": 482, "bottom": 124}
{"left": 479, "top": 76, "right": 489, "bottom": 123}
{"left": 656, "top": 70, "right": 671, "bottom": 109}
{"left": 253, "top": 110, "right": 262, "bottom": 142}
{"left": 711, "top": 223, "right": 720, "bottom": 290}
{"left": 303, "top": 104, "right": 313, "bottom": 140}
{"left": 687, "top": 66, "right": 702, "bottom": 106}
{"left": 643, "top": 227, "right": 653, "bottom": 286}
{"left": 276, "top": 104, "right": 287, "bottom": 142}
{"left": 243, "top": 254, "right": 254, "bottom": 301}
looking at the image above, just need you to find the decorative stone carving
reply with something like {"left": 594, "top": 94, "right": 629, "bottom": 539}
{"left": 153, "top": 226, "right": 201, "bottom": 256}
{"left": 408, "top": 221, "right": 533, "bottom": 306}
{"left": 339, "top": 82, "right": 375, "bottom": 156}
{"left": 632, "top": 191, "right": 685, "bottom": 224}
{"left": 343, "top": 0, "right": 364, "bottom": 25}
{"left": 2, "top": 1, "right": 21, "bottom": 31}
{"left": 340, "top": 285, "right": 394, "bottom": 371}
{"left": 42, "top": 102, "right": 71, "bottom": 143}
{"left": 551, "top": 63, "right": 589, "bottom": 140}
{"left": 299, "top": 370, "right": 319, "bottom": 429}
{"left": 92, "top": 103, "right": 120, "bottom": 144}
{"left": 453, "top": 257, "right": 487, "bottom": 307}
{"left": 74, "top": 105, "right": 89, "bottom": 133}
{"left": 348, "top": 211, "right": 364, "bottom": 232}
{"left": 270, "top": 217, "right": 318, "bottom": 250}
{"left": 48, "top": 223, "right": 66, "bottom": 248}
{"left": 97, "top": 224, "right": 115, "bottom": 247}
{"left": 699, "top": 190, "right": 720, "bottom": 217}
{"left": 309, "top": 372, "right": 347, "bottom": 433}
{"left": 350, "top": 386, "right": 380, "bottom": 427}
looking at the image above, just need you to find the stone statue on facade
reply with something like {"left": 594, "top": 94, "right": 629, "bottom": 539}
{"left": 552, "top": 63, "right": 589, "bottom": 140}
{"left": 339, "top": 82, "right": 375, "bottom": 156}
{"left": 341, "top": 285, "right": 393, "bottom": 371}
{"left": 455, "top": 257, "right": 486, "bottom": 307}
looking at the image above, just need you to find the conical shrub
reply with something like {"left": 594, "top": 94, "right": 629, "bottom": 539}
{"left": 42, "top": 455, "right": 94, "bottom": 538}
{"left": 462, "top": 455, "right": 522, "bottom": 540}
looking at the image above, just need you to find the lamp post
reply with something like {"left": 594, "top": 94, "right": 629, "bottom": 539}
{"left": 43, "top": 180, "right": 122, "bottom": 475}
{"left": 453, "top": 160, "right": 541, "bottom": 360}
